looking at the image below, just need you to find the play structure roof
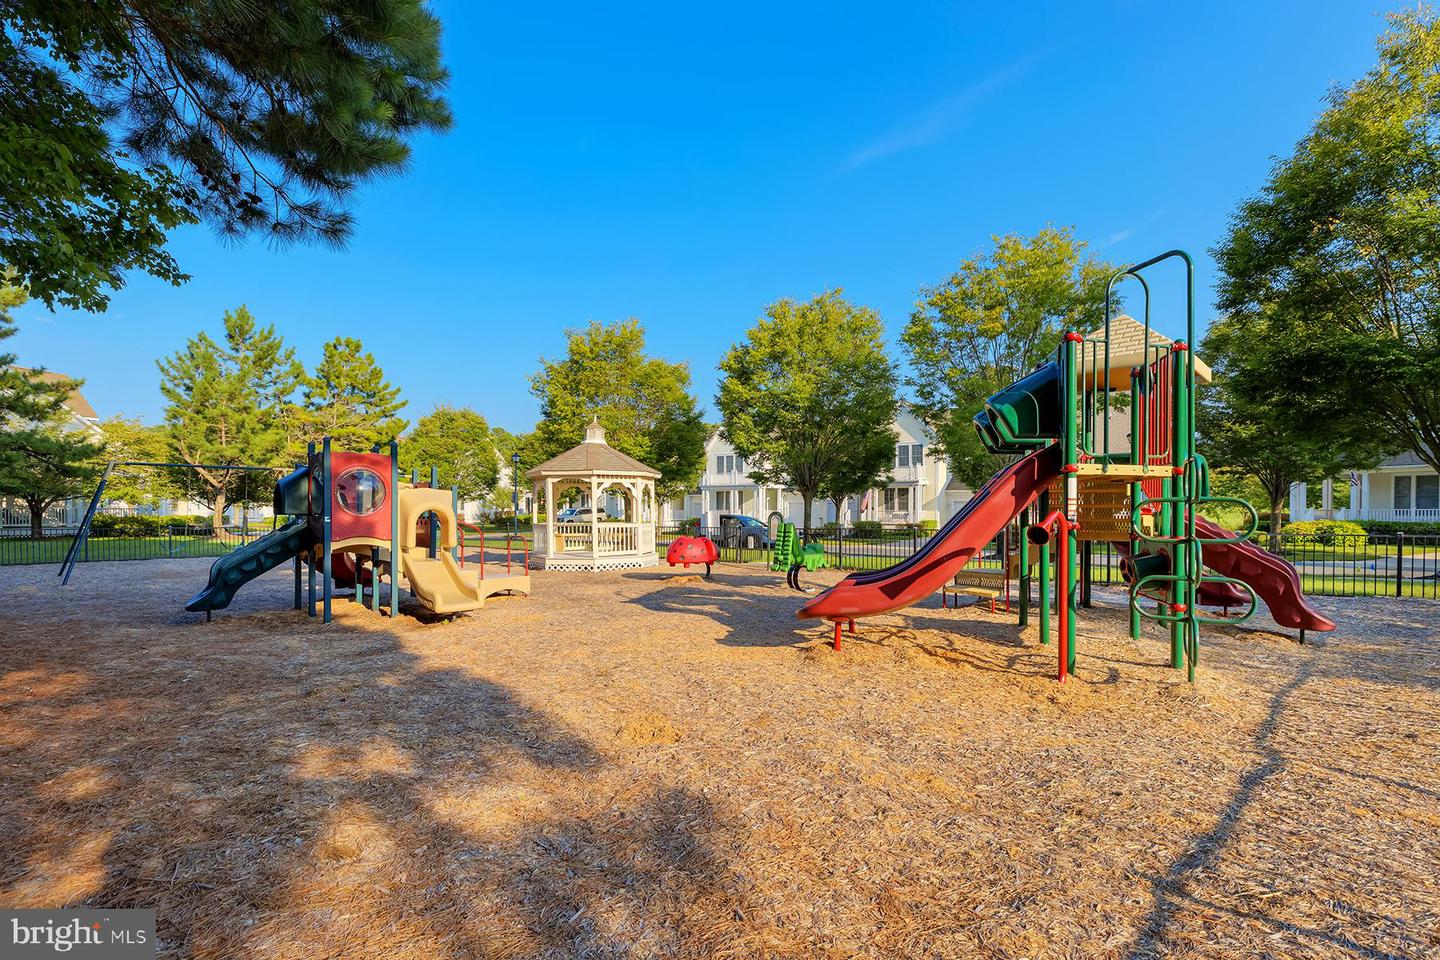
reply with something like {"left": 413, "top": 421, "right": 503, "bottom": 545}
{"left": 525, "top": 418, "right": 662, "bottom": 480}
{"left": 1083, "top": 314, "right": 1212, "bottom": 388}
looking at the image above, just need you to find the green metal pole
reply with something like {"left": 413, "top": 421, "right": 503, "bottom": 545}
{"left": 1018, "top": 506, "right": 1030, "bottom": 628}
{"left": 429, "top": 466, "right": 440, "bottom": 560}
{"left": 1038, "top": 493, "right": 1050, "bottom": 645}
{"left": 1129, "top": 367, "right": 1142, "bottom": 642}
{"left": 451, "top": 485, "right": 460, "bottom": 562}
{"left": 1063, "top": 333, "right": 1080, "bottom": 674}
{"left": 307, "top": 441, "right": 317, "bottom": 618}
{"left": 322, "top": 437, "right": 333, "bottom": 624}
{"left": 390, "top": 441, "right": 402, "bottom": 618}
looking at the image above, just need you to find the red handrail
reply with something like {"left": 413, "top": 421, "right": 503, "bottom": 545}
{"left": 1030, "top": 510, "right": 1076, "bottom": 683}
{"left": 457, "top": 519, "right": 485, "bottom": 580}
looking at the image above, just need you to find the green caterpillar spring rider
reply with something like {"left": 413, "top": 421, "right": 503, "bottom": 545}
{"left": 769, "top": 512, "right": 827, "bottom": 590}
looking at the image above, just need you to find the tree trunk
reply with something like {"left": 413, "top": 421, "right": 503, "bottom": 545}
{"left": 830, "top": 496, "right": 847, "bottom": 528}
{"left": 25, "top": 496, "right": 47, "bottom": 540}
{"left": 1270, "top": 493, "right": 1286, "bottom": 539}
{"left": 212, "top": 488, "right": 228, "bottom": 538}
{"left": 801, "top": 492, "right": 814, "bottom": 539}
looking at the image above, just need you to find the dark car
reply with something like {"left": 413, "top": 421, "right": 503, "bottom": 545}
{"left": 718, "top": 514, "right": 772, "bottom": 549}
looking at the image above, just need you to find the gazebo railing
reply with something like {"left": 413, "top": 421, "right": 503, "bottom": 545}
{"left": 550, "top": 521, "right": 648, "bottom": 555}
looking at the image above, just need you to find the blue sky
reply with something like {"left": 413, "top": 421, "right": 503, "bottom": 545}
{"left": 11, "top": 1, "right": 1403, "bottom": 433}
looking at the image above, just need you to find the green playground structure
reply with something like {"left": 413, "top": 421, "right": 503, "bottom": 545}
{"left": 800, "top": 249, "right": 1335, "bottom": 681}
{"left": 769, "top": 514, "right": 827, "bottom": 590}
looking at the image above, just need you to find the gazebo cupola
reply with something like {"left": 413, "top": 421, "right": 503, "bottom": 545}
{"left": 525, "top": 417, "right": 662, "bottom": 571}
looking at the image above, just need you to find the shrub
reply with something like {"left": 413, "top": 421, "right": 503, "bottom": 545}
{"left": 1281, "top": 519, "right": 1368, "bottom": 546}
{"left": 851, "top": 519, "right": 884, "bottom": 539}
{"left": 679, "top": 516, "right": 700, "bottom": 533}
{"left": 1357, "top": 519, "right": 1440, "bottom": 536}
{"left": 819, "top": 520, "right": 842, "bottom": 536}
{"left": 918, "top": 518, "right": 938, "bottom": 533}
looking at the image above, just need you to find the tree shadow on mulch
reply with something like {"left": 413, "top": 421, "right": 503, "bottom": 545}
{"left": 0, "top": 607, "right": 794, "bottom": 958}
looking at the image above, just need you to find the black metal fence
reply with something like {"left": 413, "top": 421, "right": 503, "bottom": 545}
{"left": 657, "top": 525, "right": 1440, "bottom": 600}
{"left": 1, "top": 517, "right": 279, "bottom": 567}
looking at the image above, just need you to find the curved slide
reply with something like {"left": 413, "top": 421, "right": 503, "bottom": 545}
{"left": 185, "top": 517, "right": 316, "bottom": 612}
{"left": 797, "top": 445, "right": 1062, "bottom": 622}
{"left": 1193, "top": 516, "right": 1335, "bottom": 632}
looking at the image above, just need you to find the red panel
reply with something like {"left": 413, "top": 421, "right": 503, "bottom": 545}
{"left": 325, "top": 451, "right": 394, "bottom": 543}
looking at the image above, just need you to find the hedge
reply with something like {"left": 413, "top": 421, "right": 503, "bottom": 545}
{"left": 1280, "top": 519, "right": 1368, "bottom": 546}
{"left": 1356, "top": 520, "right": 1440, "bottom": 536}
{"left": 88, "top": 514, "right": 213, "bottom": 538}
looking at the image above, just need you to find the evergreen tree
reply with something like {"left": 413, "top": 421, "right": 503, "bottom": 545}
{"left": 0, "top": 271, "right": 102, "bottom": 537}
{"left": 717, "top": 291, "right": 899, "bottom": 535}
{"left": 299, "top": 337, "right": 407, "bottom": 451}
{"left": 157, "top": 306, "right": 302, "bottom": 533}
{"left": 2, "top": 1, "right": 452, "bottom": 311}
{"left": 400, "top": 406, "right": 498, "bottom": 503}
{"left": 529, "top": 320, "right": 707, "bottom": 502}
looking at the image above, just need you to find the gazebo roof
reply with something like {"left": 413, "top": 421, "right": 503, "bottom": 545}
{"left": 1082, "top": 314, "right": 1212, "bottom": 386}
{"left": 525, "top": 418, "right": 662, "bottom": 480}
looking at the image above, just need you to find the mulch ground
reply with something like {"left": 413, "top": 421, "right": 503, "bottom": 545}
{"left": 1, "top": 557, "right": 1437, "bottom": 959}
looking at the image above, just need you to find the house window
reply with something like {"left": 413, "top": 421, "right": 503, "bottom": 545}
{"left": 1418, "top": 475, "right": 1439, "bottom": 511}
{"left": 765, "top": 488, "right": 779, "bottom": 512}
{"left": 714, "top": 454, "right": 739, "bottom": 475}
{"left": 712, "top": 490, "right": 732, "bottom": 511}
{"left": 895, "top": 443, "right": 923, "bottom": 468}
{"left": 883, "top": 487, "right": 911, "bottom": 514}
{"left": 1395, "top": 476, "right": 1412, "bottom": 511}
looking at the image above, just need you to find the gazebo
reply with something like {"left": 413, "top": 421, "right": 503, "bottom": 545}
{"left": 526, "top": 418, "right": 661, "bottom": 571}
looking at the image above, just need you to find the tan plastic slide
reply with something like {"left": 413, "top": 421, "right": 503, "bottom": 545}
{"left": 397, "top": 486, "right": 531, "bottom": 615}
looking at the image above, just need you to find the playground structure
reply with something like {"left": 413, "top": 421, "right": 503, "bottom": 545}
{"left": 61, "top": 439, "right": 529, "bottom": 622}
{"left": 769, "top": 513, "right": 828, "bottom": 590}
{"left": 799, "top": 250, "right": 1335, "bottom": 682}
{"left": 666, "top": 534, "right": 719, "bottom": 578}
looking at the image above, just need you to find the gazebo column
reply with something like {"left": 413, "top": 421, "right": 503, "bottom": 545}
{"left": 590, "top": 477, "right": 601, "bottom": 564}
{"left": 544, "top": 477, "right": 554, "bottom": 555}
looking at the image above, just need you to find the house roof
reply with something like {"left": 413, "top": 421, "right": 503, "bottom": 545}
{"left": 14, "top": 368, "right": 98, "bottom": 420}
{"left": 1082, "top": 315, "right": 1213, "bottom": 386}
{"left": 524, "top": 418, "right": 662, "bottom": 480}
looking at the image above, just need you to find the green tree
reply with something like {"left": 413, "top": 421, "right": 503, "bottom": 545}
{"left": 299, "top": 337, "right": 406, "bottom": 451}
{"left": 2, "top": 1, "right": 451, "bottom": 312}
{"left": 0, "top": 273, "right": 102, "bottom": 536}
{"left": 401, "top": 405, "right": 498, "bottom": 502}
{"left": 157, "top": 306, "right": 302, "bottom": 532}
{"left": 1197, "top": 314, "right": 1388, "bottom": 537}
{"left": 902, "top": 227, "right": 1117, "bottom": 488}
{"left": 97, "top": 416, "right": 187, "bottom": 507}
{"left": 1214, "top": 9, "right": 1440, "bottom": 478}
{"left": 716, "top": 290, "right": 899, "bottom": 535}
{"left": 529, "top": 319, "right": 707, "bottom": 501}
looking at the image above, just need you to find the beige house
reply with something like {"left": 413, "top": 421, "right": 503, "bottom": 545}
{"left": 673, "top": 407, "right": 970, "bottom": 529}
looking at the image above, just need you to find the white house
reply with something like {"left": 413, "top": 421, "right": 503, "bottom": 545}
{"left": 667, "top": 408, "right": 972, "bottom": 529}
{"left": 1291, "top": 451, "right": 1440, "bottom": 523}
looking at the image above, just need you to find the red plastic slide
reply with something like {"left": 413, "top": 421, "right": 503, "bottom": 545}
{"left": 797, "top": 445, "right": 1062, "bottom": 622}
{"left": 1193, "top": 516, "right": 1335, "bottom": 632}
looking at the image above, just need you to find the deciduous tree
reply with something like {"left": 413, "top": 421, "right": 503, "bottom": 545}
{"left": 717, "top": 291, "right": 899, "bottom": 535}
{"left": 401, "top": 406, "right": 498, "bottom": 503}
{"left": 1214, "top": 9, "right": 1440, "bottom": 477}
{"left": 529, "top": 320, "right": 706, "bottom": 502}
{"left": 902, "top": 227, "right": 1116, "bottom": 488}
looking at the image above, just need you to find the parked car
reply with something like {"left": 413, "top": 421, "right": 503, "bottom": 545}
{"left": 718, "top": 514, "right": 771, "bottom": 549}
{"left": 556, "top": 506, "right": 620, "bottom": 522}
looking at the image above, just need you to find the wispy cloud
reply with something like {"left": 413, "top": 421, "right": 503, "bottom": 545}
{"left": 843, "top": 51, "right": 1045, "bottom": 171}
{"left": 1100, "top": 228, "right": 1133, "bottom": 248}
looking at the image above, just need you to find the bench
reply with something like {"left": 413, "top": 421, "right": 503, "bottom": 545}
{"left": 942, "top": 569, "right": 1008, "bottom": 612}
